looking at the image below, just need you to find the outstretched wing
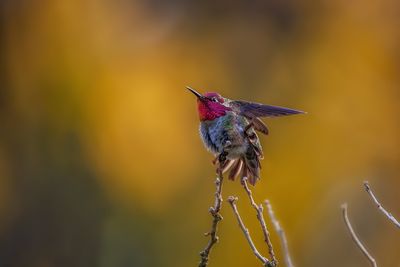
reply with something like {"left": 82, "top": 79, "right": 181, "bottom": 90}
{"left": 233, "top": 100, "right": 305, "bottom": 118}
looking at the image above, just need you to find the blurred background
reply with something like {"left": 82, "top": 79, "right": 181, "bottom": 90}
{"left": 1, "top": 0, "right": 400, "bottom": 266}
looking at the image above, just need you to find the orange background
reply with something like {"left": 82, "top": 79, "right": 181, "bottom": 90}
{"left": 1, "top": 1, "right": 399, "bottom": 266}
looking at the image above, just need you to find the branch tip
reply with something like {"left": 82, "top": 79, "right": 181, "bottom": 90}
{"left": 363, "top": 181, "right": 371, "bottom": 192}
{"left": 227, "top": 196, "right": 238, "bottom": 204}
{"left": 363, "top": 181, "right": 400, "bottom": 229}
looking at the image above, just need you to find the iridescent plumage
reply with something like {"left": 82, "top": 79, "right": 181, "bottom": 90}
{"left": 188, "top": 87, "right": 304, "bottom": 185}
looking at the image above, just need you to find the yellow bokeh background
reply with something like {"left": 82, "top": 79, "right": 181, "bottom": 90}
{"left": 1, "top": 1, "right": 399, "bottom": 266}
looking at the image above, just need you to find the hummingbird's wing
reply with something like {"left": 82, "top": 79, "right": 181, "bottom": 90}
{"left": 252, "top": 117, "right": 269, "bottom": 135}
{"left": 232, "top": 100, "right": 305, "bottom": 118}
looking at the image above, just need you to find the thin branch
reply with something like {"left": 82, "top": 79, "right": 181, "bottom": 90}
{"left": 241, "top": 177, "right": 277, "bottom": 266}
{"left": 341, "top": 203, "right": 377, "bottom": 267}
{"left": 228, "top": 196, "right": 273, "bottom": 267}
{"left": 265, "top": 200, "right": 294, "bottom": 267}
{"left": 198, "top": 169, "right": 224, "bottom": 267}
{"left": 363, "top": 181, "right": 400, "bottom": 229}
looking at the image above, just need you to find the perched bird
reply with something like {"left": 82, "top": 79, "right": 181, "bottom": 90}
{"left": 187, "top": 86, "right": 305, "bottom": 185}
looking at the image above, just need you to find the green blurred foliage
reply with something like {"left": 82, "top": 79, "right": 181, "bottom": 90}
{"left": 1, "top": 0, "right": 400, "bottom": 266}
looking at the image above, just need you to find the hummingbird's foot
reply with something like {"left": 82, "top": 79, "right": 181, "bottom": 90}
{"left": 218, "top": 151, "right": 228, "bottom": 164}
{"left": 215, "top": 151, "right": 228, "bottom": 174}
{"left": 212, "top": 141, "right": 231, "bottom": 165}
{"left": 219, "top": 140, "right": 232, "bottom": 164}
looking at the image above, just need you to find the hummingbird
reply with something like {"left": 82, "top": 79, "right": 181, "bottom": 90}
{"left": 187, "top": 86, "right": 305, "bottom": 185}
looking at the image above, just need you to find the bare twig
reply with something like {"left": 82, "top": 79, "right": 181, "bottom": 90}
{"left": 228, "top": 196, "right": 273, "bottom": 267}
{"left": 198, "top": 169, "right": 224, "bottom": 267}
{"left": 341, "top": 203, "right": 377, "bottom": 267}
{"left": 363, "top": 181, "right": 400, "bottom": 229}
{"left": 265, "top": 200, "right": 294, "bottom": 267}
{"left": 241, "top": 177, "right": 277, "bottom": 266}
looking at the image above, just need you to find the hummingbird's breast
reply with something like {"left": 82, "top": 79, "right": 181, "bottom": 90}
{"left": 199, "top": 112, "right": 250, "bottom": 159}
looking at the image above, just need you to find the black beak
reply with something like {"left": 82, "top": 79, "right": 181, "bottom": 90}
{"left": 186, "top": 86, "right": 204, "bottom": 99}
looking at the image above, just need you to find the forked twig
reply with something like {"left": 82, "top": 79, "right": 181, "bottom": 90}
{"left": 198, "top": 169, "right": 224, "bottom": 267}
{"left": 241, "top": 177, "right": 277, "bottom": 266}
{"left": 265, "top": 200, "right": 294, "bottom": 267}
{"left": 228, "top": 196, "right": 273, "bottom": 267}
{"left": 341, "top": 203, "right": 377, "bottom": 267}
{"left": 363, "top": 181, "right": 400, "bottom": 229}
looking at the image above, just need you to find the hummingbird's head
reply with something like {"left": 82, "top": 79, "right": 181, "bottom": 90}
{"left": 187, "top": 86, "right": 231, "bottom": 121}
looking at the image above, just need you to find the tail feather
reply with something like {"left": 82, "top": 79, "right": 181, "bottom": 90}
{"left": 229, "top": 159, "right": 243, "bottom": 181}
{"left": 242, "top": 145, "right": 261, "bottom": 186}
{"left": 220, "top": 159, "right": 234, "bottom": 174}
{"left": 216, "top": 146, "right": 262, "bottom": 186}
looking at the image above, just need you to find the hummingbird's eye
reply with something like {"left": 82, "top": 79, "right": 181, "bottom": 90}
{"left": 211, "top": 97, "right": 218, "bottom": 102}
